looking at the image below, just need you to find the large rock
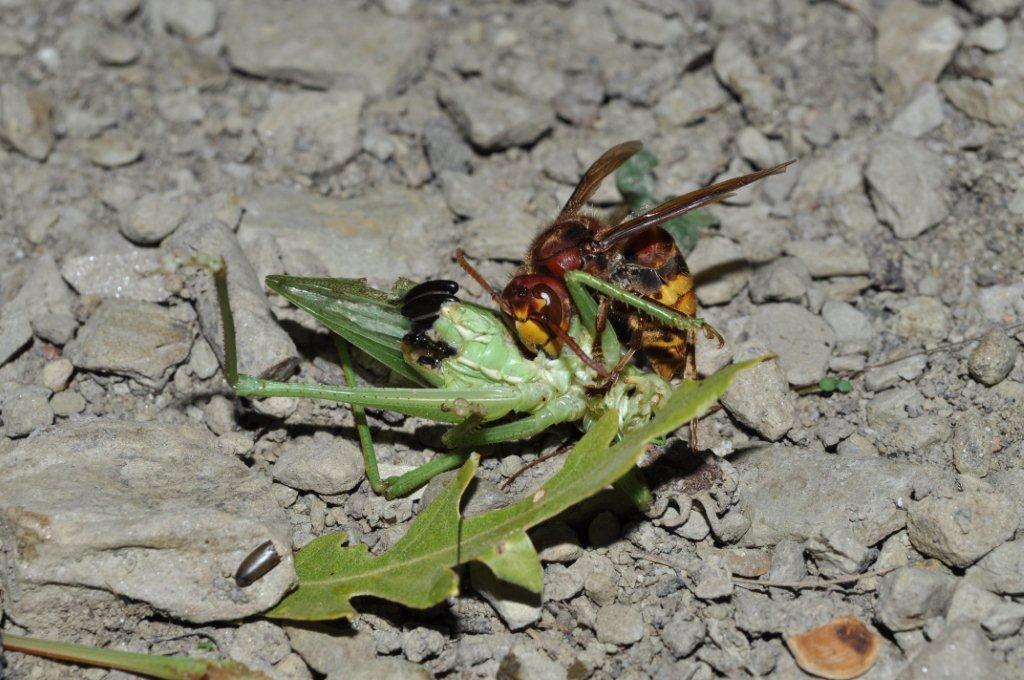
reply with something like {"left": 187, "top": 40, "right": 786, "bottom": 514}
{"left": 64, "top": 299, "right": 194, "bottom": 388}
{"left": 720, "top": 342, "right": 795, "bottom": 441}
{"left": 907, "top": 489, "right": 1018, "bottom": 568}
{"left": 0, "top": 420, "right": 294, "bottom": 625}
{"left": 223, "top": 0, "right": 429, "bottom": 96}
{"left": 875, "top": 567, "right": 957, "bottom": 631}
{"left": 865, "top": 136, "right": 948, "bottom": 240}
{"left": 256, "top": 90, "right": 364, "bottom": 174}
{"left": 439, "top": 82, "right": 553, "bottom": 151}
{"left": 899, "top": 623, "right": 996, "bottom": 680}
{"left": 874, "top": 0, "right": 963, "bottom": 105}
{"left": 968, "top": 539, "right": 1024, "bottom": 594}
{"left": 734, "top": 446, "right": 949, "bottom": 547}
{"left": 61, "top": 249, "right": 175, "bottom": 303}
{"left": 942, "top": 77, "right": 1024, "bottom": 127}
{"left": 747, "top": 303, "right": 836, "bottom": 386}
{"left": 236, "top": 185, "right": 453, "bottom": 287}
{"left": 1, "top": 254, "right": 74, "bottom": 366}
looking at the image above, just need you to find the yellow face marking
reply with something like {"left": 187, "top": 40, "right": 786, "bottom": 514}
{"left": 515, "top": 319, "right": 560, "bottom": 356}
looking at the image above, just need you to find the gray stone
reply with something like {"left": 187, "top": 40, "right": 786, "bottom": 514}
{"left": 981, "top": 601, "right": 1024, "bottom": 639}
{"left": 961, "top": 0, "right": 1023, "bottom": 19}
{"left": 967, "top": 539, "right": 1024, "bottom": 594}
{"left": 440, "top": 83, "right": 553, "bottom": 151}
{"left": 864, "top": 355, "right": 927, "bottom": 392}
{"left": 497, "top": 645, "right": 567, "bottom": 680}
{"left": 822, "top": 301, "right": 873, "bottom": 355}
{"left": 470, "top": 562, "right": 541, "bottom": 630}
{"left": 167, "top": 219, "right": 300, "bottom": 381}
{"left": 272, "top": 433, "right": 363, "bottom": 495}
{"left": 30, "top": 312, "right": 78, "bottom": 346}
{"left": 0, "top": 84, "right": 53, "bottom": 160}
{"left": 942, "top": 76, "right": 1024, "bottom": 127}
{"left": 123, "top": 194, "right": 188, "bottom": 245}
{"left": 571, "top": 552, "right": 618, "bottom": 607}
{"left": 783, "top": 240, "right": 870, "bottom": 278}
{"left": 159, "top": 0, "right": 217, "bottom": 39}
{"left": 899, "top": 623, "right": 995, "bottom": 680}
{"left": 713, "top": 33, "right": 779, "bottom": 122}
{"left": 866, "top": 136, "right": 948, "bottom": 239}
{"left": 690, "top": 237, "right": 749, "bottom": 305}
{"left": 874, "top": 0, "right": 963, "bottom": 105}
{"left": 690, "top": 554, "right": 734, "bottom": 600}
{"left": 968, "top": 328, "right": 1017, "bottom": 385}
{"left": 720, "top": 343, "right": 795, "bottom": 441}
{"left": 256, "top": 90, "right": 364, "bottom": 175}
{"left": 543, "top": 563, "right": 583, "bottom": 602}
{"left": 50, "top": 390, "right": 86, "bottom": 417}
{"left": 896, "top": 296, "right": 950, "bottom": 348}
{"left": 595, "top": 603, "right": 644, "bottom": 645}
{"left": 61, "top": 249, "right": 173, "bottom": 303}
{"left": 587, "top": 510, "right": 621, "bottom": 546}
{"left": 736, "top": 445, "right": 948, "bottom": 547}
{"left": 402, "top": 627, "right": 444, "bottom": 663}
{"left": 285, "top": 625, "right": 377, "bottom": 676}
{"left": 102, "top": 0, "right": 139, "bottom": 23}
{"left": 42, "top": 357, "right": 74, "bottom": 392}
{"left": 530, "top": 521, "right": 583, "bottom": 563}
{"left": 876, "top": 566, "right": 957, "bottom": 632}
{"left": 65, "top": 300, "right": 193, "bottom": 388}
{"left": 952, "top": 411, "right": 995, "bottom": 477}
{"left": 226, "top": 620, "right": 291, "bottom": 670}
{"left": 2, "top": 385, "right": 54, "bottom": 438}
{"left": 458, "top": 207, "right": 536, "bottom": 261}
{"left": 748, "top": 303, "right": 836, "bottom": 385}
{"left": 805, "top": 527, "right": 870, "bottom": 577}
{"left": 237, "top": 186, "right": 451, "bottom": 288}
{"left": 93, "top": 31, "right": 139, "bottom": 65}
{"left": 89, "top": 130, "right": 143, "bottom": 167}
{"left": 223, "top": 0, "right": 429, "bottom": 96}
{"left": 867, "top": 386, "right": 925, "bottom": 427}
{"left": 977, "top": 282, "right": 1024, "bottom": 324}
{"left": 421, "top": 472, "right": 506, "bottom": 517}
{"left": 965, "top": 18, "right": 1008, "bottom": 52}
{"left": 155, "top": 90, "right": 205, "bottom": 124}
{"left": 422, "top": 117, "right": 474, "bottom": 174}
{"left": 946, "top": 580, "right": 1002, "bottom": 624}
{"left": 890, "top": 83, "right": 945, "bottom": 138}
{"left": 0, "top": 420, "right": 294, "bottom": 624}
{"left": 907, "top": 489, "right": 1018, "bottom": 568}
{"left": 663, "top": 613, "right": 705, "bottom": 659}
{"left": 327, "top": 657, "right": 429, "bottom": 680}
{"left": 608, "top": 1, "right": 683, "bottom": 46}
{"left": 737, "top": 126, "right": 785, "bottom": 170}
{"left": 654, "top": 70, "right": 730, "bottom": 127}
{"left": 768, "top": 539, "right": 806, "bottom": 582}
{"left": 749, "top": 257, "right": 811, "bottom": 304}
{"left": 791, "top": 140, "right": 867, "bottom": 209}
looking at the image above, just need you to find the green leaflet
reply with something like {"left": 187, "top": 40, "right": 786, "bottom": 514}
{"left": 266, "top": 356, "right": 766, "bottom": 620}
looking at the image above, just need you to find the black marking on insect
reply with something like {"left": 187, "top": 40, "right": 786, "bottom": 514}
{"left": 234, "top": 540, "right": 281, "bottom": 587}
{"left": 401, "top": 280, "right": 460, "bottom": 368}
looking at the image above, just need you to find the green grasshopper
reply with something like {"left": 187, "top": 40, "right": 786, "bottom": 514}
{"left": 204, "top": 259, "right": 724, "bottom": 505}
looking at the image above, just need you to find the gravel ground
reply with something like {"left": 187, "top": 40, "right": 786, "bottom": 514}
{"left": 2, "top": 0, "right": 1023, "bottom": 678}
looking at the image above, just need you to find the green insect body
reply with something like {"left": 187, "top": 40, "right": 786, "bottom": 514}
{"left": 207, "top": 267, "right": 716, "bottom": 502}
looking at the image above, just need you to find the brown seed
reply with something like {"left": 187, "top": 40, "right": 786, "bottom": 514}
{"left": 785, "top": 615, "right": 879, "bottom": 680}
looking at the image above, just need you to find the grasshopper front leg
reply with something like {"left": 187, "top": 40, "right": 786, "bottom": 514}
{"left": 565, "top": 270, "right": 723, "bottom": 345}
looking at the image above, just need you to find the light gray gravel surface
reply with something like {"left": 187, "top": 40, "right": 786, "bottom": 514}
{"left": 2, "top": 0, "right": 1023, "bottom": 678}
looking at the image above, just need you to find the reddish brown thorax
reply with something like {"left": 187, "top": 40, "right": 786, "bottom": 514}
{"left": 529, "top": 216, "right": 602, "bottom": 278}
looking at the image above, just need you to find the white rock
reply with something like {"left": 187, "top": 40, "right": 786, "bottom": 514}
{"left": 0, "top": 84, "right": 53, "bottom": 160}
{"left": 874, "top": 0, "right": 963, "bottom": 105}
{"left": 890, "top": 83, "right": 945, "bottom": 138}
{"left": 690, "top": 236, "right": 749, "bottom": 305}
{"left": 257, "top": 90, "right": 364, "bottom": 174}
{"left": 865, "top": 135, "right": 948, "bottom": 239}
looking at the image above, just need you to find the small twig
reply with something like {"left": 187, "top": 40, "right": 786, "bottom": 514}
{"left": 840, "top": 322, "right": 1024, "bottom": 380}
{"left": 500, "top": 443, "right": 572, "bottom": 490}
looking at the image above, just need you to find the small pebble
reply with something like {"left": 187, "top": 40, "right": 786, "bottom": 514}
{"left": 968, "top": 328, "right": 1017, "bottom": 386}
{"left": 94, "top": 32, "right": 140, "bottom": 65}
{"left": 90, "top": 130, "right": 143, "bottom": 167}
{"left": 588, "top": 511, "right": 620, "bottom": 546}
{"left": 50, "top": 390, "right": 86, "bottom": 417}
{"left": 2, "top": 385, "right": 54, "bottom": 437}
{"left": 42, "top": 358, "right": 74, "bottom": 392}
{"left": 594, "top": 603, "right": 644, "bottom": 645}
{"left": 531, "top": 521, "right": 583, "bottom": 563}
{"left": 662, "top": 613, "right": 705, "bottom": 658}
{"left": 123, "top": 194, "right": 188, "bottom": 245}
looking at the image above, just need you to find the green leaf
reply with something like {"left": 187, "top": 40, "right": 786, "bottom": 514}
{"left": 1, "top": 633, "right": 270, "bottom": 680}
{"left": 615, "top": 148, "right": 658, "bottom": 206}
{"left": 266, "top": 356, "right": 767, "bottom": 620}
{"left": 265, "top": 276, "right": 426, "bottom": 386}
